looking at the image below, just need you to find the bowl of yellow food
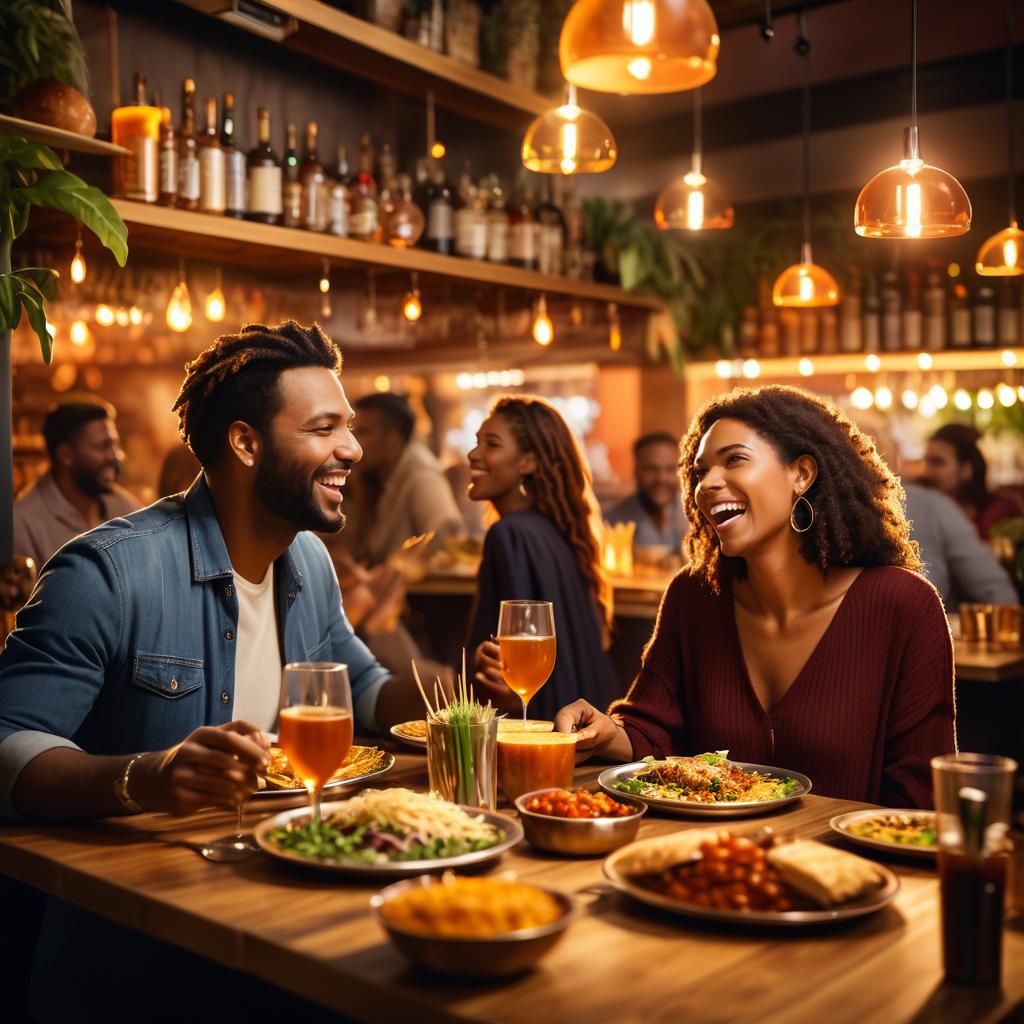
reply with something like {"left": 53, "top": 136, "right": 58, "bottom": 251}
{"left": 370, "top": 873, "right": 574, "bottom": 977}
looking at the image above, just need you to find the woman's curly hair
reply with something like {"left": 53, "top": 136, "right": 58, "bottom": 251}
{"left": 680, "top": 385, "right": 921, "bottom": 591}
{"left": 489, "top": 396, "right": 613, "bottom": 644}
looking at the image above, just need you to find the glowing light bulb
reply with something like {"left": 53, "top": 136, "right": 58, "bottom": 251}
{"left": 115, "top": 308, "right": 129, "bottom": 327}
{"left": 928, "top": 384, "right": 949, "bottom": 410}
{"left": 532, "top": 295, "right": 554, "bottom": 346}
{"left": 607, "top": 303, "right": 622, "bottom": 351}
{"left": 560, "top": 121, "right": 578, "bottom": 176}
{"left": 901, "top": 389, "right": 919, "bottom": 410}
{"left": 917, "top": 352, "right": 933, "bottom": 370}
{"left": 851, "top": 387, "right": 874, "bottom": 410}
{"left": 205, "top": 286, "right": 226, "bottom": 322}
{"left": 687, "top": 187, "right": 705, "bottom": 230}
{"left": 95, "top": 304, "right": 115, "bottom": 327}
{"left": 374, "top": 375, "right": 391, "bottom": 392}
{"left": 904, "top": 181, "right": 923, "bottom": 238}
{"left": 798, "top": 358, "right": 814, "bottom": 377}
{"left": 1001, "top": 349, "right": 1018, "bottom": 367}
{"left": 798, "top": 271, "right": 814, "bottom": 303}
{"left": 623, "top": 0, "right": 656, "bottom": 45}
{"left": 70, "top": 320, "right": 90, "bottom": 346}
{"left": 70, "top": 239, "right": 86, "bottom": 284}
{"left": 919, "top": 394, "right": 937, "bottom": 418}
{"left": 627, "top": 57, "right": 652, "bottom": 80}
{"left": 319, "top": 273, "right": 330, "bottom": 294}
{"left": 129, "top": 306, "right": 143, "bottom": 326}
{"left": 874, "top": 385, "right": 893, "bottom": 410}
{"left": 456, "top": 373, "right": 472, "bottom": 390}
{"left": 741, "top": 359, "right": 760, "bottom": 379}
{"left": 166, "top": 279, "right": 192, "bottom": 333}
{"left": 431, "top": 141, "right": 446, "bottom": 159}
{"left": 402, "top": 290, "right": 423, "bottom": 323}
{"left": 953, "top": 388, "right": 972, "bottom": 411}
{"left": 977, "top": 388, "right": 995, "bottom": 410}
{"left": 1004, "top": 237, "right": 1018, "bottom": 266}
{"left": 714, "top": 360, "right": 732, "bottom": 379}
{"left": 997, "top": 383, "right": 1016, "bottom": 407}
{"left": 865, "top": 354, "right": 881, "bottom": 372}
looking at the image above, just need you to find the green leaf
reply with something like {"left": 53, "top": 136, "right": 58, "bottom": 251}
{"left": 0, "top": 275, "right": 21, "bottom": 330}
{"left": 13, "top": 170, "right": 128, "bottom": 266}
{"left": 11, "top": 202, "right": 30, "bottom": 240}
{"left": 12, "top": 267, "right": 58, "bottom": 300}
{"left": 12, "top": 278, "right": 52, "bottom": 363}
{"left": 0, "top": 137, "right": 63, "bottom": 172}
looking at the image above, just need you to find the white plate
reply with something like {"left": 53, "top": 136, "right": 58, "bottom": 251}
{"left": 254, "top": 802, "right": 522, "bottom": 877}
{"left": 829, "top": 808, "right": 937, "bottom": 860}
{"left": 252, "top": 750, "right": 395, "bottom": 801}
{"left": 598, "top": 759, "right": 811, "bottom": 817}
{"left": 389, "top": 722, "right": 427, "bottom": 748}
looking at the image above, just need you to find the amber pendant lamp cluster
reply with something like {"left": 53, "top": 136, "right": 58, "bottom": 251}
{"left": 854, "top": 0, "right": 971, "bottom": 239}
{"left": 655, "top": 88, "right": 733, "bottom": 231}
{"left": 559, "top": 0, "right": 720, "bottom": 95}
{"left": 521, "top": 84, "right": 617, "bottom": 175}
{"left": 772, "top": 13, "right": 838, "bottom": 309}
{"left": 976, "top": 0, "right": 1023, "bottom": 275}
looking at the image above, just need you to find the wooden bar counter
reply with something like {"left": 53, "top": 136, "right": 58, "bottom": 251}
{"left": 1, "top": 753, "right": 1022, "bottom": 1024}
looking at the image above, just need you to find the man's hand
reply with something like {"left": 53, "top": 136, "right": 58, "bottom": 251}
{"left": 554, "top": 699, "right": 633, "bottom": 762}
{"left": 130, "top": 721, "right": 271, "bottom": 815}
{"left": 472, "top": 640, "right": 519, "bottom": 713}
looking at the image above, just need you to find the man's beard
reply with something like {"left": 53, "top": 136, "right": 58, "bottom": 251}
{"left": 72, "top": 464, "right": 118, "bottom": 497}
{"left": 254, "top": 442, "right": 346, "bottom": 534}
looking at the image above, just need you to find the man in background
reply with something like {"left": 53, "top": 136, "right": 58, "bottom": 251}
{"left": 13, "top": 399, "right": 141, "bottom": 568}
{"left": 606, "top": 432, "right": 686, "bottom": 555}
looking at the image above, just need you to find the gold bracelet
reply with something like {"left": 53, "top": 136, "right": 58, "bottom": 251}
{"left": 113, "top": 753, "right": 146, "bottom": 813}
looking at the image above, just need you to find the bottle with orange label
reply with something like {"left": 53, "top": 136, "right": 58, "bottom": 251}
{"left": 111, "top": 72, "right": 161, "bottom": 203}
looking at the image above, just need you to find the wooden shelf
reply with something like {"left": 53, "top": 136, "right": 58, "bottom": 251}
{"left": 686, "top": 349, "right": 1024, "bottom": 381}
{"left": 96, "top": 198, "right": 664, "bottom": 312}
{"left": 0, "top": 113, "right": 130, "bottom": 157}
{"left": 175, "top": 0, "right": 554, "bottom": 129}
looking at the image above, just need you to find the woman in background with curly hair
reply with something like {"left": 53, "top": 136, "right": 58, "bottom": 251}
{"left": 556, "top": 385, "right": 955, "bottom": 807}
{"left": 466, "top": 396, "right": 621, "bottom": 721}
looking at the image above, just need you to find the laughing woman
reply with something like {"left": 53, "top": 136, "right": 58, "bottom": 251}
{"left": 466, "top": 396, "right": 621, "bottom": 721}
{"left": 555, "top": 385, "right": 956, "bottom": 808}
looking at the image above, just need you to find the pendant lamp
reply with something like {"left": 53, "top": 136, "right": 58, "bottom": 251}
{"left": 977, "top": 0, "right": 1023, "bottom": 275}
{"left": 854, "top": 0, "right": 970, "bottom": 238}
{"left": 773, "top": 18, "right": 838, "bottom": 308}
{"left": 521, "top": 84, "right": 617, "bottom": 174}
{"left": 655, "top": 88, "right": 733, "bottom": 230}
{"left": 559, "top": 0, "right": 720, "bottom": 95}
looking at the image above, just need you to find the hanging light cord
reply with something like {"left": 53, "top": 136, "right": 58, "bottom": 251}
{"left": 798, "top": 7, "right": 811, "bottom": 250}
{"left": 1006, "top": 0, "right": 1016, "bottom": 223}
{"left": 910, "top": 0, "right": 918, "bottom": 131}
{"left": 692, "top": 88, "right": 703, "bottom": 176}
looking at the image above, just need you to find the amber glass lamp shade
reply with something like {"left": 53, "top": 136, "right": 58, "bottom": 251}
{"left": 522, "top": 86, "right": 616, "bottom": 174}
{"left": 559, "top": 0, "right": 720, "bottom": 95}
{"left": 976, "top": 223, "right": 1024, "bottom": 276}
{"left": 655, "top": 170, "right": 733, "bottom": 230}
{"left": 855, "top": 130, "right": 971, "bottom": 239}
{"left": 772, "top": 244, "right": 839, "bottom": 308}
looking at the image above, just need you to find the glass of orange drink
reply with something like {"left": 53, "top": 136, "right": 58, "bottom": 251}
{"left": 278, "top": 662, "right": 353, "bottom": 823}
{"left": 497, "top": 731, "right": 578, "bottom": 802}
{"left": 497, "top": 600, "right": 556, "bottom": 726}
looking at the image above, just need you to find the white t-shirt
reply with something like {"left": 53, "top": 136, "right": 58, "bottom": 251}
{"left": 231, "top": 565, "right": 282, "bottom": 731}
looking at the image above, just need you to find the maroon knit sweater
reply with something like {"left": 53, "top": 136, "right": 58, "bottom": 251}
{"left": 611, "top": 565, "right": 956, "bottom": 808}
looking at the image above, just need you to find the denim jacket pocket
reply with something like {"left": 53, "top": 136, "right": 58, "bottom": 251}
{"left": 131, "top": 652, "right": 205, "bottom": 699}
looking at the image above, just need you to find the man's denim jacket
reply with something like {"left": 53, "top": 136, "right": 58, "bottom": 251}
{"left": 0, "top": 476, "right": 389, "bottom": 816}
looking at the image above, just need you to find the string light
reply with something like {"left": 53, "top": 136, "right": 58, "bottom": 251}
{"left": 70, "top": 230, "right": 87, "bottom": 284}
{"left": 532, "top": 294, "right": 554, "bottom": 346}
{"left": 851, "top": 386, "right": 874, "bottom": 410}
{"left": 741, "top": 358, "right": 760, "bottom": 379}
{"left": 319, "top": 258, "right": 332, "bottom": 318}
{"left": 128, "top": 306, "right": 143, "bottom": 326}
{"left": 917, "top": 352, "right": 933, "bottom": 369}
{"left": 1001, "top": 349, "right": 1018, "bottom": 367}
{"left": 865, "top": 354, "right": 881, "bottom": 372}
{"left": 607, "top": 302, "right": 622, "bottom": 351}
{"left": 901, "top": 388, "right": 919, "bottom": 410}
{"left": 874, "top": 385, "right": 894, "bottom": 410}
{"left": 928, "top": 383, "right": 949, "bottom": 410}
{"left": 798, "top": 358, "right": 814, "bottom": 377}
{"left": 977, "top": 387, "right": 995, "bottom": 410}
{"left": 166, "top": 260, "right": 193, "bottom": 333}
{"left": 953, "top": 388, "right": 972, "bottom": 411}
{"left": 997, "top": 382, "right": 1017, "bottom": 406}
{"left": 95, "top": 304, "right": 115, "bottom": 327}
{"left": 205, "top": 267, "right": 226, "bottom": 322}
{"left": 374, "top": 375, "right": 391, "bottom": 392}
{"left": 402, "top": 271, "right": 423, "bottom": 323}
{"left": 70, "top": 320, "right": 90, "bottom": 346}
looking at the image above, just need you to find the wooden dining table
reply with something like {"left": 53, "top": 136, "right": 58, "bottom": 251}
{"left": 1, "top": 750, "right": 1022, "bottom": 1024}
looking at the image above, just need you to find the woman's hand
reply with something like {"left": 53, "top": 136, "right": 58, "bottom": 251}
{"left": 554, "top": 699, "right": 633, "bottom": 762}
{"left": 472, "top": 640, "right": 519, "bottom": 713}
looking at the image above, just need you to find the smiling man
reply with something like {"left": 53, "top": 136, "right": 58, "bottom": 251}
{"left": 0, "top": 321, "right": 422, "bottom": 827}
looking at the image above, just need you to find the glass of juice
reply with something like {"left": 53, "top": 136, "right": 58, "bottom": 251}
{"left": 279, "top": 662, "right": 353, "bottom": 823}
{"left": 931, "top": 752, "right": 1018, "bottom": 986}
{"left": 497, "top": 731, "right": 577, "bottom": 803}
{"left": 497, "top": 600, "right": 556, "bottom": 725}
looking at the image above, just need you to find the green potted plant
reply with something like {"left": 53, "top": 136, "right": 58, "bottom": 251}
{"left": 0, "top": 135, "right": 127, "bottom": 607}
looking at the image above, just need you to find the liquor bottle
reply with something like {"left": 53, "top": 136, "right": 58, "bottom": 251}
{"left": 880, "top": 271, "right": 902, "bottom": 351}
{"left": 862, "top": 270, "right": 881, "bottom": 352}
{"left": 819, "top": 306, "right": 839, "bottom": 354}
{"left": 282, "top": 122, "right": 302, "bottom": 228}
{"left": 997, "top": 280, "right": 1020, "bottom": 346}
{"left": 902, "top": 269, "right": 922, "bottom": 352}
{"left": 328, "top": 145, "right": 350, "bottom": 238}
{"left": 536, "top": 177, "right": 566, "bottom": 275}
{"left": 923, "top": 270, "right": 946, "bottom": 349}
{"left": 176, "top": 78, "right": 200, "bottom": 211}
{"left": 507, "top": 178, "right": 536, "bottom": 270}
{"left": 349, "top": 134, "right": 380, "bottom": 242}
{"left": 485, "top": 175, "right": 509, "bottom": 264}
{"left": 973, "top": 285, "right": 996, "bottom": 347}
{"left": 799, "top": 310, "right": 819, "bottom": 355}
{"left": 838, "top": 266, "right": 862, "bottom": 353}
{"left": 756, "top": 276, "right": 780, "bottom": 358}
{"left": 246, "top": 107, "right": 282, "bottom": 225}
{"left": 738, "top": 306, "right": 758, "bottom": 357}
{"left": 779, "top": 308, "right": 800, "bottom": 356}
{"left": 454, "top": 162, "right": 487, "bottom": 260}
{"left": 111, "top": 71, "right": 160, "bottom": 203}
{"left": 221, "top": 92, "right": 246, "bottom": 219}
{"left": 424, "top": 160, "right": 454, "bottom": 255}
{"left": 157, "top": 106, "right": 178, "bottom": 207}
{"left": 300, "top": 121, "right": 328, "bottom": 232}
{"left": 385, "top": 173, "right": 424, "bottom": 248}
{"left": 198, "top": 96, "right": 226, "bottom": 214}
{"left": 948, "top": 269, "right": 971, "bottom": 348}
{"left": 376, "top": 143, "right": 398, "bottom": 244}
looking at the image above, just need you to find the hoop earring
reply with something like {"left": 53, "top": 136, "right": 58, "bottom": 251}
{"left": 790, "top": 494, "right": 814, "bottom": 533}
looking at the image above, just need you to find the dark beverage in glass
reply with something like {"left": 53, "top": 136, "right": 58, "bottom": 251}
{"left": 939, "top": 848, "right": 1009, "bottom": 986}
